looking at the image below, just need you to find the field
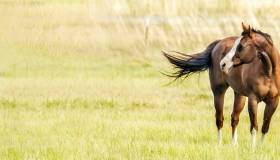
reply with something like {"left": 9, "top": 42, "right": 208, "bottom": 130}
{"left": 2, "top": 0, "right": 280, "bottom": 159}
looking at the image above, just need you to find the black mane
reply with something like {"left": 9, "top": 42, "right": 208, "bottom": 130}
{"left": 242, "top": 28, "right": 273, "bottom": 45}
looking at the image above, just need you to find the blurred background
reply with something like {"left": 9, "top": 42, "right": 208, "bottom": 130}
{"left": 2, "top": 0, "right": 280, "bottom": 59}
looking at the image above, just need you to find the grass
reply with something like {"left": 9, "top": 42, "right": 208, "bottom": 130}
{"left": 1, "top": 0, "right": 280, "bottom": 159}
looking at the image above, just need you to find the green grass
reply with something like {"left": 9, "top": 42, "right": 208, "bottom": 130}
{"left": 1, "top": 0, "right": 280, "bottom": 159}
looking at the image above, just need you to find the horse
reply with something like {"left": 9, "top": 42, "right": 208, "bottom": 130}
{"left": 163, "top": 23, "right": 280, "bottom": 146}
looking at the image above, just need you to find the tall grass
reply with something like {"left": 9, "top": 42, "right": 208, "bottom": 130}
{"left": 2, "top": 0, "right": 280, "bottom": 56}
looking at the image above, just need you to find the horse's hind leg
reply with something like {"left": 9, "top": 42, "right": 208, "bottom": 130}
{"left": 261, "top": 97, "right": 279, "bottom": 143}
{"left": 212, "top": 84, "right": 228, "bottom": 144}
{"left": 231, "top": 92, "right": 246, "bottom": 145}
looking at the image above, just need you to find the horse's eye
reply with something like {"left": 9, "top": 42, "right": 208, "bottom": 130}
{"left": 237, "top": 44, "right": 243, "bottom": 52}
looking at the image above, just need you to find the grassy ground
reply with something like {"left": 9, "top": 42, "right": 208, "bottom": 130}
{"left": 1, "top": 0, "right": 280, "bottom": 159}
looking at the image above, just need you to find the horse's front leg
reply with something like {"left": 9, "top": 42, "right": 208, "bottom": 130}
{"left": 261, "top": 97, "right": 279, "bottom": 143}
{"left": 248, "top": 96, "right": 259, "bottom": 147}
{"left": 231, "top": 92, "right": 246, "bottom": 145}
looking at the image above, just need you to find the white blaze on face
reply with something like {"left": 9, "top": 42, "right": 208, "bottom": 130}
{"left": 220, "top": 37, "right": 243, "bottom": 74}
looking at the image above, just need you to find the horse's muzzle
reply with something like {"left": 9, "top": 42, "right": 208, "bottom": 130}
{"left": 220, "top": 62, "right": 233, "bottom": 74}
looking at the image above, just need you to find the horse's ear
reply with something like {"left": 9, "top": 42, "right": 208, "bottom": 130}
{"left": 242, "top": 22, "right": 250, "bottom": 32}
{"left": 248, "top": 25, "right": 253, "bottom": 37}
{"left": 242, "top": 22, "right": 253, "bottom": 37}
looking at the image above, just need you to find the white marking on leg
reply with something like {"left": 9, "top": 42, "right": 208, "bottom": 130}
{"left": 218, "top": 129, "right": 222, "bottom": 145}
{"left": 261, "top": 134, "right": 266, "bottom": 144}
{"left": 251, "top": 128, "right": 257, "bottom": 147}
{"left": 220, "top": 36, "right": 243, "bottom": 73}
{"left": 232, "top": 128, "right": 238, "bottom": 145}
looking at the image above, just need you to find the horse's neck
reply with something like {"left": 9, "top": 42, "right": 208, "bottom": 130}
{"left": 263, "top": 46, "right": 279, "bottom": 74}
{"left": 272, "top": 47, "right": 280, "bottom": 72}
{"left": 270, "top": 47, "right": 280, "bottom": 93}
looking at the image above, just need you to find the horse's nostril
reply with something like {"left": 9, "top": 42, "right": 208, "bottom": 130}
{"left": 222, "top": 63, "right": 226, "bottom": 69}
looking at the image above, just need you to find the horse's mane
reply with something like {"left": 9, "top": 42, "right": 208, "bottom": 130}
{"left": 242, "top": 28, "right": 273, "bottom": 45}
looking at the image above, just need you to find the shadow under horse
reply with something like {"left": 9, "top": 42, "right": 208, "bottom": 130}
{"left": 163, "top": 23, "right": 280, "bottom": 146}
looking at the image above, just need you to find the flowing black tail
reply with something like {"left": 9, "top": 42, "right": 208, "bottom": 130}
{"left": 162, "top": 40, "right": 220, "bottom": 79}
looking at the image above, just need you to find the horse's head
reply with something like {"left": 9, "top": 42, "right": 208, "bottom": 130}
{"left": 220, "top": 23, "right": 273, "bottom": 74}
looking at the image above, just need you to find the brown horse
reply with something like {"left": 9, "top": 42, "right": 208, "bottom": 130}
{"left": 163, "top": 23, "right": 280, "bottom": 146}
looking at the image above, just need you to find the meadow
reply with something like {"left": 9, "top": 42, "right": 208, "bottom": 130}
{"left": 1, "top": 0, "right": 280, "bottom": 159}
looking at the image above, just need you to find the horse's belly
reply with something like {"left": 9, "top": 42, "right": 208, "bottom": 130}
{"left": 229, "top": 78, "right": 278, "bottom": 100}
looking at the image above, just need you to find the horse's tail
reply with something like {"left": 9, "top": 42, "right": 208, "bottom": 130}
{"left": 162, "top": 40, "right": 220, "bottom": 79}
